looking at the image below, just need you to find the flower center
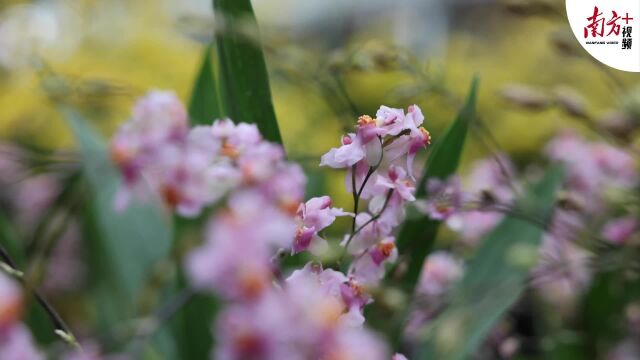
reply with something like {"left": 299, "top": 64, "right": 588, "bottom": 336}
{"left": 357, "top": 115, "right": 376, "bottom": 127}
{"left": 377, "top": 242, "right": 395, "bottom": 258}
{"left": 221, "top": 141, "right": 239, "bottom": 158}
{"left": 161, "top": 184, "right": 182, "bottom": 208}
{"left": 419, "top": 127, "right": 432, "bottom": 145}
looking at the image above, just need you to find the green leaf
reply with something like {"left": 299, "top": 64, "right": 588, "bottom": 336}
{"left": 188, "top": 46, "right": 222, "bottom": 125}
{"left": 168, "top": 39, "right": 225, "bottom": 360}
{"left": 172, "top": 268, "right": 218, "bottom": 360}
{"left": 418, "top": 166, "right": 564, "bottom": 360}
{"left": 213, "top": 0, "right": 282, "bottom": 144}
{"left": 169, "top": 218, "right": 218, "bottom": 360}
{"left": 0, "top": 210, "right": 26, "bottom": 268}
{"left": 143, "top": 327, "right": 179, "bottom": 360}
{"left": 61, "top": 107, "right": 173, "bottom": 318}
{"left": 577, "top": 255, "right": 640, "bottom": 358}
{"left": 395, "top": 77, "right": 479, "bottom": 290}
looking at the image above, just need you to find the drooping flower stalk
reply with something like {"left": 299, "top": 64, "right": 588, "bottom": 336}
{"left": 0, "top": 244, "right": 78, "bottom": 352}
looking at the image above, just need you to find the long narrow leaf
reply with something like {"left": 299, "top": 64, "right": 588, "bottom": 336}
{"left": 172, "top": 270, "right": 218, "bottom": 360}
{"left": 395, "top": 77, "right": 479, "bottom": 290}
{"left": 418, "top": 166, "right": 564, "bottom": 360}
{"left": 213, "top": 0, "right": 282, "bottom": 144}
{"left": 171, "top": 41, "right": 223, "bottom": 360}
{"left": 188, "top": 46, "right": 222, "bottom": 125}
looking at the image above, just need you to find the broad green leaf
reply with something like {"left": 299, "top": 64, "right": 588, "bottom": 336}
{"left": 188, "top": 46, "right": 222, "bottom": 125}
{"left": 61, "top": 107, "right": 173, "bottom": 318}
{"left": 395, "top": 77, "right": 479, "bottom": 290}
{"left": 213, "top": 0, "right": 282, "bottom": 144}
{"left": 418, "top": 166, "right": 564, "bottom": 360}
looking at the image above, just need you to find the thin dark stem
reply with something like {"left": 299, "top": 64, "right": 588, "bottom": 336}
{"left": 471, "top": 119, "right": 521, "bottom": 196}
{"left": 0, "top": 245, "right": 78, "bottom": 348}
{"left": 456, "top": 199, "right": 550, "bottom": 233}
{"left": 332, "top": 73, "right": 361, "bottom": 118}
{"left": 576, "top": 113, "right": 640, "bottom": 158}
{"left": 395, "top": 56, "right": 460, "bottom": 108}
{"left": 356, "top": 166, "right": 377, "bottom": 204}
{"left": 344, "top": 165, "right": 377, "bottom": 255}
{"left": 353, "top": 189, "right": 395, "bottom": 237}
{"left": 341, "top": 189, "right": 395, "bottom": 263}
{"left": 463, "top": 198, "right": 613, "bottom": 255}
{"left": 350, "top": 165, "right": 359, "bottom": 238}
{"left": 489, "top": 204, "right": 551, "bottom": 230}
{"left": 591, "top": 57, "right": 626, "bottom": 93}
{"left": 382, "top": 129, "right": 411, "bottom": 148}
{"left": 312, "top": 73, "right": 354, "bottom": 132}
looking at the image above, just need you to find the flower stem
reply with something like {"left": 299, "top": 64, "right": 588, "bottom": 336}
{"left": 0, "top": 244, "right": 80, "bottom": 350}
{"left": 344, "top": 165, "right": 377, "bottom": 255}
{"left": 353, "top": 189, "right": 394, "bottom": 237}
{"left": 341, "top": 189, "right": 394, "bottom": 262}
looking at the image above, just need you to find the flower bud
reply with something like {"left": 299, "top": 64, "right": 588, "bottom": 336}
{"left": 500, "top": 84, "right": 550, "bottom": 110}
{"left": 556, "top": 191, "right": 584, "bottom": 212}
{"left": 365, "top": 139, "right": 383, "bottom": 166}
{"left": 554, "top": 86, "right": 588, "bottom": 119}
{"left": 599, "top": 110, "right": 635, "bottom": 141}
{"left": 549, "top": 30, "right": 583, "bottom": 57}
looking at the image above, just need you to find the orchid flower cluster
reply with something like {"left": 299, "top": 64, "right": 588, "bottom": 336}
{"left": 398, "top": 131, "right": 638, "bottom": 356}
{"left": 106, "top": 91, "right": 432, "bottom": 359}
{"left": 413, "top": 131, "right": 638, "bottom": 315}
{"left": 321, "top": 105, "right": 431, "bottom": 286}
{"left": 535, "top": 131, "right": 637, "bottom": 306}
{"left": 110, "top": 91, "right": 308, "bottom": 218}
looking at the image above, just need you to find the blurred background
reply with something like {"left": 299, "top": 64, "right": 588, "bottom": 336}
{"left": 2, "top": 0, "right": 639, "bottom": 210}
{"left": 1, "top": 0, "right": 640, "bottom": 358}
{"left": 2, "top": 0, "right": 639, "bottom": 154}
